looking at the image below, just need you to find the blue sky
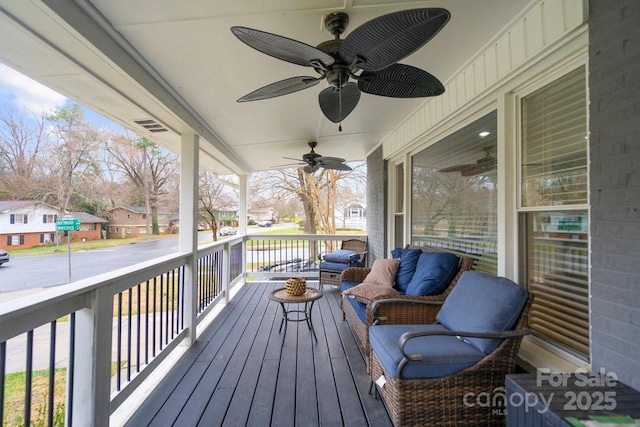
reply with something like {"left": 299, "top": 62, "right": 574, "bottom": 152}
{"left": 0, "top": 62, "right": 123, "bottom": 131}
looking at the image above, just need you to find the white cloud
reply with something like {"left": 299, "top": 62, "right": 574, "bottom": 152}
{"left": 0, "top": 62, "right": 67, "bottom": 113}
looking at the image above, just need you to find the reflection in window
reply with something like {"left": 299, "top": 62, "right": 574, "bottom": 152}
{"left": 411, "top": 111, "right": 497, "bottom": 274}
{"left": 521, "top": 68, "right": 587, "bottom": 207}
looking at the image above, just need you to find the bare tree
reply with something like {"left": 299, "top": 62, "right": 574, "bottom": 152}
{"left": 104, "top": 132, "right": 179, "bottom": 234}
{"left": 273, "top": 162, "right": 366, "bottom": 235}
{"left": 0, "top": 107, "right": 49, "bottom": 199}
{"left": 43, "top": 104, "right": 102, "bottom": 211}
{"left": 198, "top": 172, "right": 238, "bottom": 239}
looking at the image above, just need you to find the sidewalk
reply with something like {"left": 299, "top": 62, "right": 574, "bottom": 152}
{"left": 0, "top": 287, "right": 46, "bottom": 304}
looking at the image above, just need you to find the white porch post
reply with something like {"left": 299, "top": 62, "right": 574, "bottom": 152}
{"left": 71, "top": 289, "right": 114, "bottom": 427}
{"left": 238, "top": 174, "right": 248, "bottom": 236}
{"left": 239, "top": 174, "right": 248, "bottom": 283}
{"left": 180, "top": 132, "right": 199, "bottom": 344}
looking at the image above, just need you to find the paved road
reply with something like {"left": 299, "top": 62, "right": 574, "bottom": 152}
{"left": 0, "top": 224, "right": 295, "bottom": 297}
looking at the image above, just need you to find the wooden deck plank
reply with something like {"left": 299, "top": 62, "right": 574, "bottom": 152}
{"left": 123, "top": 284, "right": 256, "bottom": 427}
{"left": 171, "top": 285, "right": 267, "bottom": 426}
{"left": 124, "top": 282, "right": 392, "bottom": 427}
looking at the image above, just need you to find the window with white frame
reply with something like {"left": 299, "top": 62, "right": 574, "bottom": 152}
{"left": 41, "top": 233, "right": 55, "bottom": 243}
{"left": 43, "top": 214, "right": 57, "bottom": 223}
{"left": 10, "top": 214, "right": 28, "bottom": 224}
{"left": 519, "top": 66, "right": 589, "bottom": 358}
{"left": 7, "top": 235, "right": 24, "bottom": 246}
{"left": 411, "top": 110, "right": 498, "bottom": 274}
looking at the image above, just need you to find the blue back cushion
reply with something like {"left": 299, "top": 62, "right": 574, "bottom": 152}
{"left": 405, "top": 252, "right": 459, "bottom": 296}
{"left": 436, "top": 271, "right": 529, "bottom": 354}
{"left": 392, "top": 248, "right": 422, "bottom": 293}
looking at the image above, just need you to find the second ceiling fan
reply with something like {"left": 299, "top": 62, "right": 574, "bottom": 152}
{"left": 281, "top": 141, "right": 352, "bottom": 173}
{"left": 231, "top": 8, "right": 450, "bottom": 125}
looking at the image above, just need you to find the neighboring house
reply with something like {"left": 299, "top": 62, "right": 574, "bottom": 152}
{"left": 338, "top": 203, "right": 366, "bottom": 230}
{"left": 216, "top": 208, "right": 239, "bottom": 227}
{"left": 247, "top": 208, "right": 277, "bottom": 224}
{"left": 0, "top": 201, "right": 60, "bottom": 249}
{"left": 0, "top": 201, "right": 106, "bottom": 248}
{"left": 106, "top": 206, "right": 173, "bottom": 238}
{"left": 67, "top": 211, "right": 108, "bottom": 242}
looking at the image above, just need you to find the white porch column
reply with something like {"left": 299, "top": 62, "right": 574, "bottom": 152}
{"left": 238, "top": 174, "right": 248, "bottom": 284}
{"left": 238, "top": 174, "right": 248, "bottom": 235}
{"left": 180, "top": 132, "right": 199, "bottom": 344}
{"left": 71, "top": 289, "right": 113, "bottom": 427}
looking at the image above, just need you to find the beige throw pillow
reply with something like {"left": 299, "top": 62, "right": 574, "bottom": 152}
{"left": 343, "top": 283, "right": 400, "bottom": 305}
{"left": 362, "top": 258, "right": 401, "bottom": 287}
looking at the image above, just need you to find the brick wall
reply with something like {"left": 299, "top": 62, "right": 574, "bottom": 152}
{"left": 366, "top": 146, "right": 387, "bottom": 266}
{"left": 589, "top": 0, "right": 640, "bottom": 390}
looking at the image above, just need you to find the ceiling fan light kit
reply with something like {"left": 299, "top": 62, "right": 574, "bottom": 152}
{"left": 231, "top": 8, "right": 450, "bottom": 124}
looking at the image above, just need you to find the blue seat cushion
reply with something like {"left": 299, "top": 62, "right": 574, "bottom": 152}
{"left": 369, "top": 324, "right": 485, "bottom": 379}
{"left": 345, "top": 296, "right": 367, "bottom": 324}
{"left": 341, "top": 281, "right": 359, "bottom": 293}
{"left": 323, "top": 249, "right": 361, "bottom": 265}
{"left": 405, "top": 252, "right": 459, "bottom": 296}
{"left": 392, "top": 247, "right": 422, "bottom": 293}
{"left": 436, "top": 271, "right": 529, "bottom": 355}
{"left": 319, "top": 261, "right": 352, "bottom": 272}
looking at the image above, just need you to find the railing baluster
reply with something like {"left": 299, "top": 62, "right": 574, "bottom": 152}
{"left": 0, "top": 341, "right": 5, "bottom": 423}
{"left": 153, "top": 277, "right": 157, "bottom": 357}
{"left": 137, "top": 284, "right": 141, "bottom": 373}
{"left": 159, "top": 275, "right": 164, "bottom": 350}
{"left": 48, "top": 321, "right": 56, "bottom": 427}
{"left": 67, "top": 313, "right": 75, "bottom": 427}
{"left": 117, "top": 292, "right": 122, "bottom": 391}
{"left": 127, "top": 287, "right": 132, "bottom": 382}
{"left": 145, "top": 280, "right": 150, "bottom": 365}
{"left": 25, "top": 330, "right": 33, "bottom": 427}
{"left": 164, "top": 272, "right": 170, "bottom": 345}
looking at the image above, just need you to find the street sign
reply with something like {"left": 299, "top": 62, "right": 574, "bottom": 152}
{"left": 56, "top": 219, "right": 80, "bottom": 231}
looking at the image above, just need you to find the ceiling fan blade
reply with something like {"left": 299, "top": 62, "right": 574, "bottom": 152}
{"left": 340, "top": 8, "right": 450, "bottom": 72}
{"left": 238, "top": 76, "right": 320, "bottom": 102}
{"left": 316, "top": 156, "right": 346, "bottom": 164}
{"left": 439, "top": 164, "right": 476, "bottom": 173}
{"left": 282, "top": 156, "right": 305, "bottom": 162}
{"left": 272, "top": 162, "right": 305, "bottom": 168}
{"left": 318, "top": 82, "right": 361, "bottom": 123}
{"left": 358, "top": 63, "right": 445, "bottom": 98}
{"left": 231, "top": 27, "right": 334, "bottom": 68}
{"left": 320, "top": 161, "right": 352, "bottom": 171}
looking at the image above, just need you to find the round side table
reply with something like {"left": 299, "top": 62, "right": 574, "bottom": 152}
{"left": 268, "top": 287, "right": 323, "bottom": 346}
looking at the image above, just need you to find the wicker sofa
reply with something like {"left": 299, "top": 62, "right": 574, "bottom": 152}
{"left": 340, "top": 246, "right": 474, "bottom": 363}
{"left": 368, "top": 271, "right": 533, "bottom": 426}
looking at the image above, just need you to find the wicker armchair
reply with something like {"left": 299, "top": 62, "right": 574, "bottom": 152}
{"left": 340, "top": 246, "right": 474, "bottom": 362}
{"left": 369, "top": 272, "right": 533, "bottom": 426}
{"left": 319, "top": 238, "right": 367, "bottom": 286}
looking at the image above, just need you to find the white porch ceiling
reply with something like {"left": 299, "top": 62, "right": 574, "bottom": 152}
{"left": 0, "top": 0, "right": 533, "bottom": 175}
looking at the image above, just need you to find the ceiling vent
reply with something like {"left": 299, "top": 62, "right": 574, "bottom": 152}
{"left": 133, "top": 119, "right": 168, "bottom": 133}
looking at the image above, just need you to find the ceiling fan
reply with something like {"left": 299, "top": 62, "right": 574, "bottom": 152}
{"left": 231, "top": 8, "right": 450, "bottom": 125}
{"left": 439, "top": 148, "right": 497, "bottom": 177}
{"left": 280, "top": 141, "right": 352, "bottom": 173}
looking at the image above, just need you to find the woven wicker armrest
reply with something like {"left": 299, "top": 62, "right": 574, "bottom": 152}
{"left": 368, "top": 296, "right": 445, "bottom": 327}
{"left": 396, "top": 328, "right": 532, "bottom": 378}
{"left": 341, "top": 267, "right": 371, "bottom": 284}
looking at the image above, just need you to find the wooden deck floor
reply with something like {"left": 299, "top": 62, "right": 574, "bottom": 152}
{"left": 125, "top": 282, "right": 393, "bottom": 427}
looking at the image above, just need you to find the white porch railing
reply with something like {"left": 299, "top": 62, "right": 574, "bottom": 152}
{"left": 0, "top": 233, "right": 365, "bottom": 426}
